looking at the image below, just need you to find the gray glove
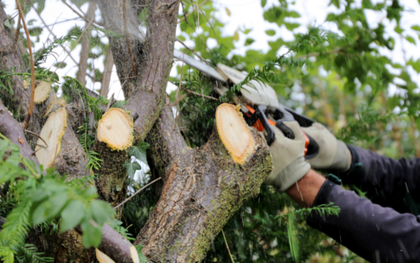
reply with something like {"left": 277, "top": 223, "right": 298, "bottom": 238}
{"left": 264, "top": 121, "right": 311, "bottom": 192}
{"left": 301, "top": 123, "right": 351, "bottom": 172}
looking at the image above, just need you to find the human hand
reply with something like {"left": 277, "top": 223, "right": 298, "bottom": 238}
{"left": 264, "top": 121, "right": 311, "bottom": 192}
{"left": 302, "top": 123, "right": 351, "bottom": 172}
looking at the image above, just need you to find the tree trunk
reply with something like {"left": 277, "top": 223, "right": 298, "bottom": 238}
{"left": 136, "top": 104, "right": 272, "bottom": 262}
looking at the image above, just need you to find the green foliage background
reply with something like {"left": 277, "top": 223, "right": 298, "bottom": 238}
{"left": 1, "top": 0, "right": 420, "bottom": 262}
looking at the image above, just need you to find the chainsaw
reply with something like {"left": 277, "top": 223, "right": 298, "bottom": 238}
{"left": 173, "top": 51, "right": 319, "bottom": 159}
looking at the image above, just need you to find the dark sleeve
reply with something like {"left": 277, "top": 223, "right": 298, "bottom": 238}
{"left": 307, "top": 180, "right": 420, "bottom": 262}
{"left": 334, "top": 145, "right": 420, "bottom": 214}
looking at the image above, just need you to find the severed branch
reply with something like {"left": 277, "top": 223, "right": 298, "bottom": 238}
{"left": 136, "top": 103, "right": 272, "bottom": 262}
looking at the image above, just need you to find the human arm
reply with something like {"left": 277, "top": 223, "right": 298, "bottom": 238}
{"left": 286, "top": 170, "right": 420, "bottom": 262}
{"left": 303, "top": 123, "right": 420, "bottom": 213}
{"left": 337, "top": 145, "right": 420, "bottom": 209}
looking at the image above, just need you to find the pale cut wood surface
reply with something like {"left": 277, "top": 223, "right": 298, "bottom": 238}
{"left": 34, "top": 81, "right": 51, "bottom": 104}
{"left": 35, "top": 107, "right": 67, "bottom": 168}
{"left": 216, "top": 103, "right": 255, "bottom": 164}
{"left": 97, "top": 108, "right": 133, "bottom": 150}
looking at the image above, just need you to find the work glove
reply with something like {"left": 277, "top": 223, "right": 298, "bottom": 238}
{"left": 264, "top": 121, "right": 311, "bottom": 192}
{"left": 301, "top": 123, "right": 351, "bottom": 172}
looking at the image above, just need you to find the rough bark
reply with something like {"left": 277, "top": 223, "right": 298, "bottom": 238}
{"left": 97, "top": 0, "right": 180, "bottom": 142}
{"left": 146, "top": 105, "right": 189, "bottom": 179}
{"left": 136, "top": 121, "right": 272, "bottom": 262}
{"left": 95, "top": 0, "right": 144, "bottom": 99}
{"left": 98, "top": 224, "right": 137, "bottom": 263}
{"left": 54, "top": 125, "right": 90, "bottom": 179}
{"left": 0, "top": 99, "right": 38, "bottom": 164}
{"left": 0, "top": 6, "right": 90, "bottom": 178}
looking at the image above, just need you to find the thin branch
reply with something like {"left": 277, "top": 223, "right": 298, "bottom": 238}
{"left": 16, "top": 0, "right": 35, "bottom": 129}
{"left": 181, "top": 86, "right": 218, "bottom": 100}
{"left": 195, "top": 0, "right": 200, "bottom": 27}
{"left": 61, "top": 0, "right": 103, "bottom": 27}
{"left": 32, "top": 3, "right": 78, "bottom": 65}
{"left": 54, "top": 16, "right": 95, "bottom": 75}
{"left": 113, "top": 177, "right": 162, "bottom": 210}
{"left": 169, "top": 81, "right": 218, "bottom": 101}
{"left": 222, "top": 229, "right": 235, "bottom": 263}
{"left": 176, "top": 38, "right": 205, "bottom": 61}
{"left": 14, "top": 13, "right": 21, "bottom": 43}
{"left": 24, "top": 130, "right": 48, "bottom": 148}
{"left": 178, "top": 0, "right": 210, "bottom": 23}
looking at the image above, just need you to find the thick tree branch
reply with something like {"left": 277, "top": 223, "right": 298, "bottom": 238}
{"left": 96, "top": 0, "right": 144, "bottom": 99}
{"left": 146, "top": 105, "right": 188, "bottom": 178}
{"left": 136, "top": 124, "right": 272, "bottom": 262}
{"left": 0, "top": 99, "right": 38, "bottom": 164}
{"left": 0, "top": 5, "right": 90, "bottom": 179}
{"left": 97, "top": 0, "right": 180, "bottom": 142}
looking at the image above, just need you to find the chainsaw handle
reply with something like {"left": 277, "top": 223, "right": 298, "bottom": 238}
{"left": 244, "top": 104, "right": 319, "bottom": 158}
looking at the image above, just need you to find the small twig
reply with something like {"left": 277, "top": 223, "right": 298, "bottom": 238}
{"left": 221, "top": 229, "right": 235, "bottom": 263}
{"left": 24, "top": 130, "right": 49, "bottom": 148}
{"left": 181, "top": 86, "right": 218, "bottom": 100}
{"left": 61, "top": 0, "right": 103, "bottom": 27}
{"left": 195, "top": 0, "right": 200, "bottom": 27}
{"left": 16, "top": 0, "right": 35, "bottom": 129}
{"left": 178, "top": 0, "right": 210, "bottom": 23}
{"left": 176, "top": 39, "right": 206, "bottom": 61}
{"left": 32, "top": 3, "right": 78, "bottom": 65}
{"left": 14, "top": 13, "right": 21, "bottom": 43}
{"left": 169, "top": 81, "right": 218, "bottom": 101}
{"left": 54, "top": 16, "right": 95, "bottom": 75}
{"left": 113, "top": 177, "right": 162, "bottom": 210}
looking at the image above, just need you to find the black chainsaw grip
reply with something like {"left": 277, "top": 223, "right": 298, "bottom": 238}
{"left": 304, "top": 133, "right": 319, "bottom": 160}
{"left": 275, "top": 120, "right": 295, "bottom": 140}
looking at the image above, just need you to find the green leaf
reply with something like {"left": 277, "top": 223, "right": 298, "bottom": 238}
{"left": 411, "top": 25, "right": 420, "bottom": 32}
{"left": 405, "top": 36, "right": 416, "bottom": 44}
{"left": 265, "top": 30, "right": 276, "bottom": 36}
{"left": 54, "top": 62, "right": 67, "bottom": 68}
{"left": 287, "top": 213, "right": 300, "bottom": 262}
{"left": 3, "top": 19, "right": 13, "bottom": 29}
{"left": 32, "top": 192, "right": 68, "bottom": 224}
{"left": 123, "top": 160, "right": 142, "bottom": 179}
{"left": 233, "top": 31, "right": 239, "bottom": 41}
{"left": 129, "top": 142, "right": 149, "bottom": 165}
{"left": 81, "top": 187, "right": 98, "bottom": 199}
{"left": 0, "top": 140, "right": 9, "bottom": 160}
{"left": 395, "top": 26, "right": 403, "bottom": 34}
{"left": 135, "top": 245, "right": 149, "bottom": 263}
{"left": 225, "top": 7, "right": 231, "bottom": 16}
{"left": 60, "top": 200, "right": 85, "bottom": 232}
{"left": 81, "top": 218, "right": 102, "bottom": 248}
{"left": 244, "top": 38, "right": 255, "bottom": 46}
{"left": 261, "top": 0, "right": 267, "bottom": 8}
{"left": 285, "top": 23, "right": 300, "bottom": 31}
{"left": 91, "top": 200, "right": 114, "bottom": 225}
